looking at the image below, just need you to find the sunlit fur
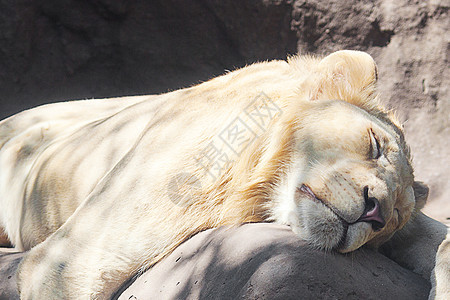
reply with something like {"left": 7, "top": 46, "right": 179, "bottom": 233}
{"left": 0, "top": 51, "right": 425, "bottom": 298}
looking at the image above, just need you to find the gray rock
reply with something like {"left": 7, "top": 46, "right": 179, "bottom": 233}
{"left": 117, "top": 224, "right": 430, "bottom": 300}
{"left": 1, "top": 224, "right": 430, "bottom": 300}
{"left": 0, "top": 251, "right": 22, "bottom": 300}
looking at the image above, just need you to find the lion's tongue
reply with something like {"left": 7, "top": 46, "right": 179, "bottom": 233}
{"left": 358, "top": 203, "right": 385, "bottom": 228}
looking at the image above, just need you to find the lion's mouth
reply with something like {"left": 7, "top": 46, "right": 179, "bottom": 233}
{"left": 298, "top": 184, "right": 388, "bottom": 252}
{"left": 299, "top": 184, "right": 385, "bottom": 229}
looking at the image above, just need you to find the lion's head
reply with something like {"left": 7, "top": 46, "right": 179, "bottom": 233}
{"left": 267, "top": 51, "right": 428, "bottom": 253}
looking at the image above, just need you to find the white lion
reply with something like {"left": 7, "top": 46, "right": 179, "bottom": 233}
{"left": 0, "top": 50, "right": 448, "bottom": 299}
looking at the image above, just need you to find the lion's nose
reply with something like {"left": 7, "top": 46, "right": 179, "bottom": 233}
{"left": 358, "top": 186, "right": 386, "bottom": 231}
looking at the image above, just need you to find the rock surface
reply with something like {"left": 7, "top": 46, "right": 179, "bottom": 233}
{"left": 117, "top": 224, "right": 430, "bottom": 300}
{"left": 0, "top": 250, "right": 21, "bottom": 300}
{"left": 0, "top": 224, "right": 431, "bottom": 300}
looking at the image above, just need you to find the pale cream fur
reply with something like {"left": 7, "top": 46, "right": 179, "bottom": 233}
{"left": 0, "top": 50, "right": 447, "bottom": 299}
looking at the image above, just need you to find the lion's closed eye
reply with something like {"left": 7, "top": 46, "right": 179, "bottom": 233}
{"left": 369, "top": 129, "right": 382, "bottom": 159}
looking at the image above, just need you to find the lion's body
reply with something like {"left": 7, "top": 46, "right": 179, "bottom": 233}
{"left": 0, "top": 51, "right": 448, "bottom": 299}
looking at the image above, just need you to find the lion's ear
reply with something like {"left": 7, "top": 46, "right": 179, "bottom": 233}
{"left": 311, "top": 50, "right": 379, "bottom": 108}
{"left": 413, "top": 181, "right": 429, "bottom": 210}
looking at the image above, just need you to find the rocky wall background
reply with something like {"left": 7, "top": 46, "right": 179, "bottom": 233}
{"left": 0, "top": 0, "right": 448, "bottom": 223}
